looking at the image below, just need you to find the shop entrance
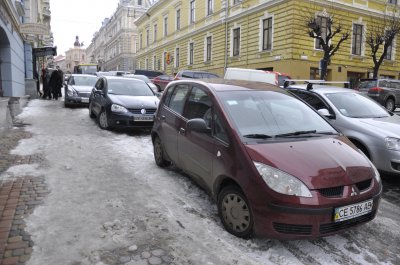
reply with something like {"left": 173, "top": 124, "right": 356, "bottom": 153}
{"left": 0, "top": 27, "right": 11, "bottom": 96}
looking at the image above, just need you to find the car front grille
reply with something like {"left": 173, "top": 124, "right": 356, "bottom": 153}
{"left": 319, "top": 212, "right": 375, "bottom": 234}
{"left": 319, "top": 186, "right": 344, "bottom": 198}
{"left": 273, "top": 223, "right": 312, "bottom": 235}
{"left": 77, "top": 92, "right": 90, "bottom": 97}
{"left": 128, "top": 108, "right": 157, "bottom": 115}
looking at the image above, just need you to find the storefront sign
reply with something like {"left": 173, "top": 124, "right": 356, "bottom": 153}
{"left": 20, "top": 23, "right": 49, "bottom": 35}
{"left": 33, "top": 47, "right": 57, "bottom": 57}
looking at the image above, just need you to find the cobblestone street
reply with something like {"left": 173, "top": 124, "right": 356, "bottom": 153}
{"left": 0, "top": 128, "right": 48, "bottom": 265}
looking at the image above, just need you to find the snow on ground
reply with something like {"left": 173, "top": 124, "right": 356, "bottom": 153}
{"left": 3, "top": 99, "right": 399, "bottom": 265}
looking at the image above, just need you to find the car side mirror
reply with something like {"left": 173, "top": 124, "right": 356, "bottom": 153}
{"left": 317, "top": 108, "right": 333, "bottom": 118}
{"left": 187, "top": 118, "right": 211, "bottom": 134}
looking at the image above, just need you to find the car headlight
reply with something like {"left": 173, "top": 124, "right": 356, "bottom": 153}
{"left": 385, "top": 137, "right": 400, "bottom": 151}
{"left": 253, "top": 162, "right": 312, "bottom": 197}
{"left": 111, "top": 104, "right": 128, "bottom": 113}
{"left": 67, "top": 87, "right": 77, "bottom": 97}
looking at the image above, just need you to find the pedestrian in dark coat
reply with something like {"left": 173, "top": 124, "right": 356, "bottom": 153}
{"left": 49, "top": 66, "right": 63, "bottom": 100}
{"left": 42, "top": 68, "right": 52, "bottom": 99}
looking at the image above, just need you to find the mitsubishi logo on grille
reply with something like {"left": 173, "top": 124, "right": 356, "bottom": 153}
{"left": 351, "top": 186, "right": 358, "bottom": 196}
{"left": 141, "top": 109, "right": 146, "bottom": 114}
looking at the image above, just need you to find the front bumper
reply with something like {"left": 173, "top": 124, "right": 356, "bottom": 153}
{"left": 108, "top": 112, "right": 155, "bottom": 129}
{"left": 251, "top": 184, "right": 382, "bottom": 239}
{"left": 65, "top": 96, "right": 90, "bottom": 106}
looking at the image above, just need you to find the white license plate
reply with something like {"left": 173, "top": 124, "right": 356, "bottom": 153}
{"left": 81, "top": 98, "right": 89, "bottom": 103}
{"left": 334, "top": 199, "right": 373, "bottom": 222}
{"left": 134, "top": 116, "right": 153, "bottom": 121}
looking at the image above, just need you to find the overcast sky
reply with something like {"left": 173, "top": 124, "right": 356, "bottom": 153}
{"left": 50, "top": 0, "right": 119, "bottom": 56}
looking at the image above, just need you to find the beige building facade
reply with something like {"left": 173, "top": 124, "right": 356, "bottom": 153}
{"left": 64, "top": 36, "right": 87, "bottom": 74}
{"left": 135, "top": 0, "right": 400, "bottom": 86}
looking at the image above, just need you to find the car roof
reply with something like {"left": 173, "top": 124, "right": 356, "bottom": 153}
{"left": 171, "top": 78, "right": 283, "bottom": 93}
{"left": 287, "top": 84, "right": 355, "bottom": 94}
{"left": 70, "top": 74, "right": 98, "bottom": 77}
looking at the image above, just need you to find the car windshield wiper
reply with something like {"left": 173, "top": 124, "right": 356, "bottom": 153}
{"left": 315, "top": 131, "right": 339, "bottom": 135}
{"left": 243, "top": 134, "right": 273, "bottom": 139}
{"left": 275, "top": 130, "right": 317, "bottom": 137}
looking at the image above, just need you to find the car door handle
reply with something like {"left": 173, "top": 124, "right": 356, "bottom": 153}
{"left": 179, "top": 128, "right": 186, "bottom": 135}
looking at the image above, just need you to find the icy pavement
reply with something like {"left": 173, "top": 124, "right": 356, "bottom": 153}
{"left": 2, "top": 99, "right": 399, "bottom": 265}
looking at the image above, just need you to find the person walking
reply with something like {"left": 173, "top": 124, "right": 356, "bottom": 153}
{"left": 49, "top": 66, "right": 63, "bottom": 100}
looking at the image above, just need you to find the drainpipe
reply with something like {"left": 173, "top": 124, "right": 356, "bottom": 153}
{"left": 224, "top": 0, "right": 229, "bottom": 74}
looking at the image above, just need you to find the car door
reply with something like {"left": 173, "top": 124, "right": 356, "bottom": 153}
{"left": 389, "top": 81, "right": 400, "bottom": 106}
{"left": 177, "top": 85, "right": 215, "bottom": 187}
{"left": 91, "top": 78, "right": 105, "bottom": 115}
{"left": 159, "top": 84, "right": 191, "bottom": 167}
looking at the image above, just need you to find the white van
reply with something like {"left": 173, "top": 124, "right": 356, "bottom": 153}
{"left": 224, "top": 68, "right": 291, "bottom": 87}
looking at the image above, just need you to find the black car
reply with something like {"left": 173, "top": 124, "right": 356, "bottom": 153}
{"left": 64, "top": 74, "right": 98, "bottom": 107}
{"left": 89, "top": 76, "right": 160, "bottom": 130}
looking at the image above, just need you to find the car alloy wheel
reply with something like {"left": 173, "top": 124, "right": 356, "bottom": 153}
{"left": 98, "top": 110, "right": 109, "bottom": 130}
{"left": 153, "top": 136, "right": 170, "bottom": 167}
{"left": 218, "top": 185, "right": 253, "bottom": 238}
{"left": 89, "top": 102, "right": 95, "bottom": 118}
{"left": 385, "top": 98, "right": 395, "bottom": 112}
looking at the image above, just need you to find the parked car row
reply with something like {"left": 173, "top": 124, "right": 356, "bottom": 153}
{"left": 64, "top": 68, "right": 397, "bottom": 240}
{"left": 358, "top": 78, "right": 400, "bottom": 112}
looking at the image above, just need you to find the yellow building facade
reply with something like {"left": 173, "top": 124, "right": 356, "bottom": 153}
{"left": 135, "top": 0, "right": 400, "bottom": 85}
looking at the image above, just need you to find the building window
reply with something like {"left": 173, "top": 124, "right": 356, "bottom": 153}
{"left": 164, "top": 17, "right": 168, "bottom": 37}
{"left": 153, "top": 24, "right": 157, "bottom": 43}
{"left": 233, "top": 0, "right": 242, "bottom": 5}
{"left": 207, "top": 0, "right": 213, "bottom": 16}
{"left": 146, "top": 29, "right": 149, "bottom": 46}
{"left": 389, "top": 0, "right": 398, "bottom": 4}
{"left": 385, "top": 30, "right": 394, "bottom": 60}
{"left": 189, "top": 42, "right": 194, "bottom": 65}
{"left": 352, "top": 24, "right": 363, "bottom": 55}
{"left": 176, "top": 9, "right": 181, "bottom": 30}
{"left": 206, "top": 36, "right": 212, "bottom": 61}
{"left": 233, "top": 28, "right": 240, "bottom": 56}
{"left": 163, "top": 52, "right": 167, "bottom": 70}
{"left": 153, "top": 55, "right": 157, "bottom": 70}
{"left": 140, "top": 33, "right": 143, "bottom": 49}
{"left": 316, "top": 16, "right": 328, "bottom": 49}
{"left": 145, "top": 58, "right": 149, "bottom": 69}
{"left": 190, "top": 0, "right": 195, "bottom": 24}
{"left": 138, "top": 0, "right": 142, "bottom": 5}
{"left": 310, "top": 67, "right": 320, "bottom": 80}
{"left": 175, "top": 47, "right": 180, "bottom": 68}
{"left": 262, "top": 17, "right": 272, "bottom": 51}
{"left": 158, "top": 59, "right": 161, "bottom": 70}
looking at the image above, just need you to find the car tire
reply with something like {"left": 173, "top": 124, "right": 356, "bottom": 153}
{"left": 98, "top": 109, "right": 110, "bottom": 130}
{"left": 89, "top": 102, "right": 96, "bottom": 119}
{"left": 217, "top": 185, "right": 254, "bottom": 238}
{"left": 153, "top": 136, "right": 170, "bottom": 167}
{"left": 385, "top": 98, "right": 395, "bottom": 112}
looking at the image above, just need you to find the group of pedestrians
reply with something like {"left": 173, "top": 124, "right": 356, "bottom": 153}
{"left": 41, "top": 66, "right": 64, "bottom": 100}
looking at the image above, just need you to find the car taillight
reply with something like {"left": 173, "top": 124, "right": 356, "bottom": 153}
{"left": 369, "top": 87, "right": 382, "bottom": 93}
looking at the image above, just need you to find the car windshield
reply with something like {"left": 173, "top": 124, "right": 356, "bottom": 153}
{"left": 70, "top": 76, "right": 97, "bottom": 86}
{"left": 359, "top": 80, "right": 377, "bottom": 89}
{"left": 107, "top": 79, "right": 154, "bottom": 96}
{"left": 219, "top": 90, "right": 337, "bottom": 138}
{"left": 325, "top": 92, "right": 390, "bottom": 118}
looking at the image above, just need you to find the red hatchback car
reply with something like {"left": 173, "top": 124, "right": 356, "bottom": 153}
{"left": 151, "top": 79, "right": 382, "bottom": 239}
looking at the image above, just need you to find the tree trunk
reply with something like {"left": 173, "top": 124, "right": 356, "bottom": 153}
{"left": 320, "top": 58, "right": 328, "bottom": 80}
{"left": 373, "top": 65, "right": 379, "bottom": 79}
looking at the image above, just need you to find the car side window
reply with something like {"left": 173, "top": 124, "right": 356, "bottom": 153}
{"left": 168, "top": 84, "right": 190, "bottom": 115}
{"left": 292, "top": 91, "right": 329, "bottom": 111}
{"left": 184, "top": 86, "right": 211, "bottom": 120}
{"left": 193, "top": 73, "right": 203, "bottom": 79}
{"left": 182, "top": 72, "right": 194, "bottom": 78}
{"left": 95, "top": 79, "right": 104, "bottom": 90}
{"left": 203, "top": 108, "right": 229, "bottom": 143}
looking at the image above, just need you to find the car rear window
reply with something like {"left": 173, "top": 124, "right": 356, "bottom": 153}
{"left": 359, "top": 80, "right": 378, "bottom": 89}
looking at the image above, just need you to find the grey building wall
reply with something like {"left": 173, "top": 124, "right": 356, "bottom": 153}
{"left": 0, "top": 18, "right": 26, "bottom": 97}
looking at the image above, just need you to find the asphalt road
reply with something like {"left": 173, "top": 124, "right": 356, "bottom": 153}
{"left": 2, "top": 99, "right": 399, "bottom": 265}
